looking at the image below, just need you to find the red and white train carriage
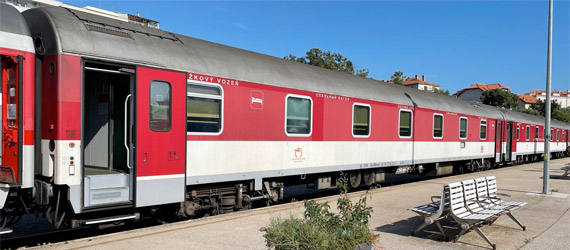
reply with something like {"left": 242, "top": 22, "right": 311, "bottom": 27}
{"left": 0, "top": 3, "right": 568, "bottom": 232}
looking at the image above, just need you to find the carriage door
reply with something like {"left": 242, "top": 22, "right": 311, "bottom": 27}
{"left": 135, "top": 67, "right": 186, "bottom": 207}
{"left": 495, "top": 120, "right": 503, "bottom": 163}
{"left": 505, "top": 122, "right": 513, "bottom": 162}
{"left": 0, "top": 56, "right": 22, "bottom": 184}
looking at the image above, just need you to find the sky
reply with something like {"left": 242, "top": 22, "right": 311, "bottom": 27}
{"left": 66, "top": 0, "right": 570, "bottom": 95}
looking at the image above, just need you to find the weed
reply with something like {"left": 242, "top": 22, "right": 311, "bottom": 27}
{"left": 262, "top": 176, "right": 377, "bottom": 249}
{"left": 551, "top": 188, "right": 559, "bottom": 193}
{"left": 524, "top": 238, "right": 532, "bottom": 244}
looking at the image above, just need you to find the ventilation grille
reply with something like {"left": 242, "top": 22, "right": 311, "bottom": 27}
{"left": 84, "top": 23, "right": 133, "bottom": 39}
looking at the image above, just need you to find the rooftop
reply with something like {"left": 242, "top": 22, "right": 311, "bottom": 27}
{"left": 454, "top": 83, "right": 510, "bottom": 96}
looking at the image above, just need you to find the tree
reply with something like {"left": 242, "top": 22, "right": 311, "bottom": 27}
{"left": 285, "top": 48, "right": 369, "bottom": 77}
{"left": 390, "top": 71, "right": 404, "bottom": 85}
{"left": 433, "top": 88, "right": 450, "bottom": 96}
{"left": 530, "top": 99, "right": 562, "bottom": 116}
{"left": 480, "top": 89, "right": 519, "bottom": 109}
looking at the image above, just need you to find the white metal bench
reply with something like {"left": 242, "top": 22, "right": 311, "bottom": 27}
{"left": 409, "top": 187, "right": 449, "bottom": 239}
{"left": 561, "top": 164, "right": 570, "bottom": 177}
{"left": 482, "top": 176, "right": 528, "bottom": 210}
{"left": 448, "top": 179, "right": 526, "bottom": 250}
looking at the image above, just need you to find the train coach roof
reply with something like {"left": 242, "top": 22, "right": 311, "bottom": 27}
{"left": 0, "top": 3, "right": 31, "bottom": 36}
{"left": 20, "top": 7, "right": 570, "bottom": 129}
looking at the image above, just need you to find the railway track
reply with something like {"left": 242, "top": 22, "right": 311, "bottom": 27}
{"left": 0, "top": 172, "right": 431, "bottom": 249}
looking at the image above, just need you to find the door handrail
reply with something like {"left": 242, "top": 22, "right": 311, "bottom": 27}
{"left": 124, "top": 94, "right": 132, "bottom": 170}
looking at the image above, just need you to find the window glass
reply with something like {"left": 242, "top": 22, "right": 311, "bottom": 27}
{"left": 535, "top": 127, "right": 539, "bottom": 139}
{"left": 149, "top": 81, "right": 171, "bottom": 132}
{"left": 399, "top": 110, "right": 412, "bottom": 137}
{"left": 480, "top": 120, "right": 487, "bottom": 140}
{"left": 526, "top": 126, "right": 530, "bottom": 140}
{"left": 6, "top": 60, "right": 17, "bottom": 126}
{"left": 557, "top": 130, "right": 560, "bottom": 141}
{"left": 433, "top": 114, "right": 443, "bottom": 138}
{"left": 286, "top": 96, "right": 311, "bottom": 135}
{"left": 187, "top": 84, "right": 222, "bottom": 133}
{"left": 516, "top": 125, "right": 520, "bottom": 140}
{"left": 459, "top": 117, "right": 467, "bottom": 139}
{"left": 551, "top": 129, "right": 554, "bottom": 141}
{"left": 353, "top": 105, "right": 370, "bottom": 136}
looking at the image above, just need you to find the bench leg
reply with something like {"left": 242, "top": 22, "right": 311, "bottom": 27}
{"left": 473, "top": 226, "right": 496, "bottom": 250}
{"left": 435, "top": 221, "right": 448, "bottom": 240}
{"left": 507, "top": 212, "right": 526, "bottom": 231}
{"left": 563, "top": 171, "right": 569, "bottom": 177}
{"left": 454, "top": 228, "right": 468, "bottom": 243}
{"left": 411, "top": 221, "right": 431, "bottom": 236}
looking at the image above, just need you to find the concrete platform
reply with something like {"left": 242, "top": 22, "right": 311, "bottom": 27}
{"left": 30, "top": 159, "right": 570, "bottom": 250}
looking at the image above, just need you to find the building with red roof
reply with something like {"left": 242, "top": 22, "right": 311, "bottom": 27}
{"left": 453, "top": 83, "right": 510, "bottom": 103}
{"left": 525, "top": 89, "right": 570, "bottom": 108}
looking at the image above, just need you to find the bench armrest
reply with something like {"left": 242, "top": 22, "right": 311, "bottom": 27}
{"left": 431, "top": 195, "right": 441, "bottom": 203}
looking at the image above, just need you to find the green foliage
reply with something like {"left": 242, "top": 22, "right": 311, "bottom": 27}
{"left": 553, "top": 109, "right": 570, "bottom": 123}
{"left": 480, "top": 89, "right": 519, "bottom": 109}
{"left": 262, "top": 177, "right": 376, "bottom": 250}
{"left": 285, "top": 48, "right": 369, "bottom": 77}
{"left": 390, "top": 71, "right": 404, "bottom": 85}
{"left": 433, "top": 88, "right": 450, "bottom": 96}
{"left": 530, "top": 99, "right": 561, "bottom": 116}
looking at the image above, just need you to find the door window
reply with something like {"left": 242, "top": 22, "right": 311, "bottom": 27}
{"left": 149, "top": 81, "right": 171, "bottom": 132}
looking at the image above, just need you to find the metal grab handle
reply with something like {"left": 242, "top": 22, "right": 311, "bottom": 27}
{"left": 124, "top": 94, "right": 132, "bottom": 169}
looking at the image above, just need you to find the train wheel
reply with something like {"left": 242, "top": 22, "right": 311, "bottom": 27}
{"left": 363, "top": 170, "right": 375, "bottom": 186}
{"left": 349, "top": 171, "right": 361, "bottom": 188}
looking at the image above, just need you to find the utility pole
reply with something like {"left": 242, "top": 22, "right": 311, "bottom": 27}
{"left": 543, "top": 0, "right": 553, "bottom": 195}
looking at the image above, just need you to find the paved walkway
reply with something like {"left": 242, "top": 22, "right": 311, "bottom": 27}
{"left": 31, "top": 159, "right": 570, "bottom": 250}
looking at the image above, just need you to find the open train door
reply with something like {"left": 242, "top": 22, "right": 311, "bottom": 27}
{"left": 135, "top": 67, "right": 186, "bottom": 207}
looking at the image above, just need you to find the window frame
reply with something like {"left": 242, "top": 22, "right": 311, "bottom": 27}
{"left": 186, "top": 80, "right": 224, "bottom": 136}
{"left": 433, "top": 113, "right": 444, "bottom": 139}
{"left": 557, "top": 129, "right": 560, "bottom": 141}
{"left": 398, "top": 109, "right": 413, "bottom": 139}
{"left": 526, "top": 125, "right": 530, "bottom": 141}
{"left": 551, "top": 128, "right": 554, "bottom": 141}
{"left": 480, "top": 119, "right": 487, "bottom": 140}
{"left": 149, "top": 80, "right": 172, "bottom": 132}
{"left": 516, "top": 124, "right": 520, "bottom": 140}
{"left": 535, "top": 126, "right": 539, "bottom": 140}
{"left": 459, "top": 117, "right": 468, "bottom": 140}
{"left": 352, "top": 103, "right": 371, "bottom": 138}
{"left": 284, "top": 94, "right": 313, "bottom": 137}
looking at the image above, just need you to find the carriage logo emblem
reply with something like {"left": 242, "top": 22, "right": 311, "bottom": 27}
{"left": 294, "top": 148, "right": 303, "bottom": 159}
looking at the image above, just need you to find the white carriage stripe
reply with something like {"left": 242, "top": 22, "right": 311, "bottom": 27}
{"left": 137, "top": 174, "right": 185, "bottom": 181}
{"left": 0, "top": 31, "right": 34, "bottom": 53}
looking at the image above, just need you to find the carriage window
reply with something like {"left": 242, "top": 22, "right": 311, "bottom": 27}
{"left": 516, "top": 125, "right": 520, "bottom": 140}
{"left": 353, "top": 104, "right": 370, "bottom": 136}
{"left": 459, "top": 117, "right": 467, "bottom": 139}
{"left": 286, "top": 96, "right": 312, "bottom": 135}
{"left": 557, "top": 130, "right": 560, "bottom": 141}
{"left": 187, "top": 83, "right": 222, "bottom": 133}
{"left": 433, "top": 114, "right": 443, "bottom": 138}
{"left": 535, "top": 127, "right": 539, "bottom": 139}
{"left": 526, "top": 125, "right": 530, "bottom": 141}
{"left": 399, "top": 110, "right": 412, "bottom": 137}
{"left": 149, "top": 81, "right": 171, "bottom": 132}
{"left": 480, "top": 120, "right": 487, "bottom": 140}
{"left": 551, "top": 129, "right": 554, "bottom": 141}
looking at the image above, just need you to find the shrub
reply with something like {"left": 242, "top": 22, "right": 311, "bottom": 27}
{"left": 262, "top": 177, "right": 377, "bottom": 250}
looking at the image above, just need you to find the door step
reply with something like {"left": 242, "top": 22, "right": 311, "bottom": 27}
{"left": 86, "top": 186, "right": 130, "bottom": 207}
{"left": 84, "top": 173, "right": 131, "bottom": 207}
{"left": 73, "top": 213, "right": 140, "bottom": 228}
